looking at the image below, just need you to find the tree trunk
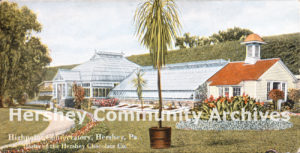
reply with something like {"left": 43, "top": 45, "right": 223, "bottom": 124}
{"left": 273, "top": 100, "right": 277, "bottom": 111}
{"left": 0, "top": 96, "right": 3, "bottom": 108}
{"left": 157, "top": 65, "right": 162, "bottom": 128}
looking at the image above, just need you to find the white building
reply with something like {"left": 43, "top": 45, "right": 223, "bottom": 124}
{"left": 207, "top": 34, "right": 298, "bottom": 102}
{"left": 52, "top": 52, "right": 139, "bottom": 105}
{"left": 109, "top": 59, "right": 228, "bottom": 107}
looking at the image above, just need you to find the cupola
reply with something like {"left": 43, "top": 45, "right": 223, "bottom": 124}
{"left": 241, "top": 33, "right": 266, "bottom": 64}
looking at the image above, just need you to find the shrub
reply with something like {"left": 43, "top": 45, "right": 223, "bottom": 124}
{"left": 176, "top": 119, "right": 293, "bottom": 131}
{"left": 287, "top": 89, "right": 300, "bottom": 112}
{"left": 269, "top": 89, "right": 284, "bottom": 111}
{"left": 17, "top": 93, "right": 28, "bottom": 105}
{"left": 92, "top": 98, "right": 120, "bottom": 107}
{"left": 72, "top": 84, "right": 85, "bottom": 109}
{"left": 196, "top": 95, "right": 265, "bottom": 120}
{"left": 288, "top": 89, "right": 300, "bottom": 103}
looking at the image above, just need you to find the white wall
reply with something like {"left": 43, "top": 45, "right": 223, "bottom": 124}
{"left": 207, "top": 61, "right": 297, "bottom": 102}
{"left": 256, "top": 61, "right": 296, "bottom": 101}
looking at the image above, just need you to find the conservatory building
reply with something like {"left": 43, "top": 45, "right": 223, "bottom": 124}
{"left": 109, "top": 59, "right": 228, "bottom": 107}
{"left": 52, "top": 51, "right": 140, "bottom": 105}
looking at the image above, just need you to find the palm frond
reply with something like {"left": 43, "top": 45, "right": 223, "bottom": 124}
{"left": 134, "top": 0, "right": 181, "bottom": 68}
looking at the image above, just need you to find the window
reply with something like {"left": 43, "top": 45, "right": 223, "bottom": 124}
{"left": 93, "top": 88, "right": 99, "bottom": 97}
{"left": 93, "top": 88, "right": 111, "bottom": 97}
{"left": 267, "top": 82, "right": 270, "bottom": 100}
{"left": 62, "top": 84, "right": 66, "bottom": 97}
{"left": 273, "top": 82, "right": 281, "bottom": 90}
{"left": 282, "top": 83, "right": 286, "bottom": 97}
{"left": 84, "top": 88, "right": 90, "bottom": 97}
{"left": 224, "top": 87, "right": 229, "bottom": 97}
{"left": 67, "top": 83, "right": 72, "bottom": 97}
{"left": 267, "top": 81, "right": 287, "bottom": 101}
{"left": 233, "top": 87, "right": 241, "bottom": 96}
{"left": 218, "top": 87, "right": 223, "bottom": 97}
{"left": 247, "top": 45, "right": 252, "bottom": 57}
{"left": 82, "top": 83, "right": 90, "bottom": 87}
{"left": 255, "top": 45, "right": 259, "bottom": 57}
{"left": 53, "top": 84, "right": 57, "bottom": 98}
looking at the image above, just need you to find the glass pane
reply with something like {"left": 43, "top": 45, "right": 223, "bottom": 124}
{"left": 233, "top": 87, "right": 241, "bottom": 96}
{"left": 67, "top": 83, "right": 72, "bottom": 97}
{"left": 255, "top": 45, "right": 259, "bottom": 57}
{"left": 273, "top": 82, "right": 280, "bottom": 89}
{"left": 100, "top": 89, "right": 104, "bottom": 97}
{"left": 62, "top": 84, "right": 66, "bottom": 97}
{"left": 84, "top": 88, "right": 90, "bottom": 97}
{"left": 225, "top": 87, "right": 229, "bottom": 96}
{"left": 247, "top": 46, "right": 252, "bottom": 56}
{"left": 218, "top": 87, "right": 223, "bottom": 97}
{"left": 282, "top": 83, "right": 286, "bottom": 97}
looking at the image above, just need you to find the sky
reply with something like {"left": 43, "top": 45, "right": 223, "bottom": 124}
{"left": 12, "top": 0, "right": 300, "bottom": 66}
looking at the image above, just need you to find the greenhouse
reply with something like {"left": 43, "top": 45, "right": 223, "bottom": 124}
{"left": 52, "top": 51, "right": 140, "bottom": 105}
{"left": 109, "top": 59, "right": 228, "bottom": 105}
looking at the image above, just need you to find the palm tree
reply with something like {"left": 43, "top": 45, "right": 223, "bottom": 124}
{"left": 132, "top": 69, "right": 147, "bottom": 110}
{"left": 134, "top": 0, "right": 181, "bottom": 128}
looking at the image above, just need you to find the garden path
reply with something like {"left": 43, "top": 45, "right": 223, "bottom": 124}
{"left": 0, "top": 109, "right": 75, "bottom": 149}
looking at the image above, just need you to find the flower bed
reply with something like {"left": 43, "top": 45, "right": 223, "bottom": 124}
{"left": 92, "top": 98, "right": 119, "bottom": 107}
{"left": 176, "top": 119, "right": 293, "bottom": 131}
{"left": 197, "top": 95, "right": 266, "bottom": 120}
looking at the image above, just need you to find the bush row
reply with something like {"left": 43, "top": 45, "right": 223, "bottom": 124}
{"left": 176, "top": 119, "right": 293, "bottom": 131}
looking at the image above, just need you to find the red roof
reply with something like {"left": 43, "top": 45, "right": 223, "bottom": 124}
{"left": 208, "top": 59, "right": 280, "bottom": 86}
{"left": 244, "top": 33, "right": 264, "bottom": 42}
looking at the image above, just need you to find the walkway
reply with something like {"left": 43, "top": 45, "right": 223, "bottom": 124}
{"left": 0, "top": 109, "right": 75, "bottom": 149}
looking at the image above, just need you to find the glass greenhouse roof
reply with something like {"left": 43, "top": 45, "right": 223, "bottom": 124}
{"left": 53, "top": 51, "right": 140, "bottom": 82}
{"left": 109, "top": 59, "right": 228, "bottom": 100}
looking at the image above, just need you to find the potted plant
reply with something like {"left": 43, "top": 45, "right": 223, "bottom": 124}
{"left": 132, "top": 69, "right": 147, "bottom": 119}
{"left": 134, "top": 0, "right": 181, "bottom": 149}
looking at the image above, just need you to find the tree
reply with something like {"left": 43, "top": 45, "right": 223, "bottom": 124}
{"left": 210, "top": 27, "right": 253, "bottom": 43}
{"left": 134, "top": 0, "right": 181, "bottom": 128}
{"left": 183, "top": 33, "right": 197, "bottom": 48}
{"left": 175, "top": 37, "right": 186, "bottom": 49}
{"left": 175, "top": 33, "right": 211, "bottom": 49}
{"left": 0, "top": 1, "right": 51, "bottom": 107}
{"left": 72, "top": 83, "right": 85, "bottom": 109}
{"left": 197, "top": 36, "right": 211, "bottom": 46}
{"left": 269, "top": 89, "right": 284, "bottom": 111}
{"left": 132, "top": 70, "right": 147, "bottom": 110}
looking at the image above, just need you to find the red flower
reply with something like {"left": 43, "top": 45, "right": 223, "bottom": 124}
{"left": 209, "top": 95, "right": 214, "bottom": 102}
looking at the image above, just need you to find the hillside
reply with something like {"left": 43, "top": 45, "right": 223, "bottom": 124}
{"left": 44, "top": 64, "right": 79, "bottom": 81}
{"left": 127, "top": 33, "right": 300, "bottom": 74}
{"left": 44, "top": 33, "right": 300, "bottom": 81}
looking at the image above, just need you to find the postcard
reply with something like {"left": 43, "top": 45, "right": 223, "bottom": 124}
{"left": 0, "top": 0, "right": 299, "bottom": 152}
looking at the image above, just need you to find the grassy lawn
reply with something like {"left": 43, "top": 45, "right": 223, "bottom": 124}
{"left": 79, "top": 110, "right": 300, "bottom": 153}
{"left": 0, "top": 108, "right": 49, "bottom": 146}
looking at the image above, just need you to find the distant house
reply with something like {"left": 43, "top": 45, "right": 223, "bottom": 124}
{"left": 38, "top": 81, "right": 53, "bottom": 96}
{"left": 207, "top": 34, "right": 298, "bottom": 102}
{"left": 109, "top": 59, "right": 228, "bottom": 107}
